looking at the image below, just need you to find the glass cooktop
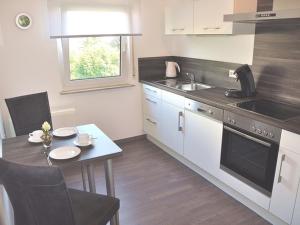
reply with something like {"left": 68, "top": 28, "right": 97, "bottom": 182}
{"left": 234, "top": 100, "right": 300, "bottom": 121}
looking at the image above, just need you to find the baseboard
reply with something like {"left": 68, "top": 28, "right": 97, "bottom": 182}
{"left": 114, "top": 134, "right": 146, "bottom": 145}
{"left": 147, "top": 135, "right": 288, "bottom": 225}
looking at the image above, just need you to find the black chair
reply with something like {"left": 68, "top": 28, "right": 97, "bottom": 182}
{"left": 5, "top": 92, "right": 52, "bottom": 136}
{"left": 0, "top": 158, "right": 120, "bottom": 225}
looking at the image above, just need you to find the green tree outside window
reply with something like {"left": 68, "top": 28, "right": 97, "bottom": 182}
{"left": 69, "top": 37, "right": 121, "bottom": 80}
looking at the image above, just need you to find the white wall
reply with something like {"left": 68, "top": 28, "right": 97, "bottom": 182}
{"left": 0, "top": 0, "right": 170, "bottom": 140}
{"left": 166, "top": 34, "right": 255, "bottom": 65}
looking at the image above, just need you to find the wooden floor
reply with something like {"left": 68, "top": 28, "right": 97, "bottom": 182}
{"left": 63, "top": 138, "right": 270, "bottom": 225}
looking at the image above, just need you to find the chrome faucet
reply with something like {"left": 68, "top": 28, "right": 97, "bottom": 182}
{"left": 186, "top": 72, "right": 195, "bottom": 83}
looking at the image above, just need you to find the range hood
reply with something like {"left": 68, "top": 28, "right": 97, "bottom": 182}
{"left": 224, "top": 0, "right": 300, "bottom": 23}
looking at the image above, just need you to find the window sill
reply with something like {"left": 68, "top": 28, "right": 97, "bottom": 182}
{"left": 60, "top": 83, "right": 135, "bottom": 95}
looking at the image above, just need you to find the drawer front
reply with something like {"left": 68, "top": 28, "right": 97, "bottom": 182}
{"left": 280, "top": 130, "right": 300, "bottom": 155}
{"left": 143, "top": 94, "right": 161, "bottom": 119}
{"left": 143, "top": 84, "right": 161, "bottom": 99}
{"left": 143, "top": 115, "right": 160, "bottom": 140}
{"left": 162, "top": 90, "right": 185, "bottom": 108}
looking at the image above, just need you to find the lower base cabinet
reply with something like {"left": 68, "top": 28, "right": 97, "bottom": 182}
{"left": 270, "top": 149, "right": 300, "bottom": 224}
{"left": 143, "top": 115, "right": 161, "bottom": 141}
{"left": 292, "top": 182, "right": 300, "bottom": 225}
{"left": 161, "top": 102, "right": 184, "bottom": 155}
{"left": 184, "top": 109, "right": 223, "bottom": 177}
{"left": 270, "top": 130, "right": 300, "bottom": 224}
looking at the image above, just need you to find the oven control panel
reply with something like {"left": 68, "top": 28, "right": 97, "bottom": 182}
{"left": 224, "top": 111, "right": 282, "bottom": 143}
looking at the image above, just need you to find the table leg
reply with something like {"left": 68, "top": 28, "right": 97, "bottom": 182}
{"left": 0, "top": 185, "right": 14, "bottom": 225}
{"left": 87, "top": 164, "right": 96, "bottom": 193}
{"left": 81, "top": 164, "right": 87, "bottom": 192}
{"left": 104, "top": 159, "right": 119, "bottom": 225}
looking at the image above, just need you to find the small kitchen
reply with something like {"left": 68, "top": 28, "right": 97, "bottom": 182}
{"left": 139, "top": 0, "right": 300, "bottom": 225}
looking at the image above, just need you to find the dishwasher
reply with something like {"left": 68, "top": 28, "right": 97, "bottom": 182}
{"left": 184, "top": 99, "right": 223, "bottom": 177}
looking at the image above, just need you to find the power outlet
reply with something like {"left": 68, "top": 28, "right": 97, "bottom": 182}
{"left": 229, "top": 70, "right": 237, "bottom": 78}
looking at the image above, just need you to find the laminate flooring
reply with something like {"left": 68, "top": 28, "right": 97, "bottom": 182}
{"left": 63, "top": 138, "right": 270, "bottom": 225}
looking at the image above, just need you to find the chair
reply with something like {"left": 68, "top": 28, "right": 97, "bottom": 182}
{"left": 0, "top": 158, "right": 120, "bottom": 225}
{"left": 5, "top": 92, "right": 52, "bottom": 136}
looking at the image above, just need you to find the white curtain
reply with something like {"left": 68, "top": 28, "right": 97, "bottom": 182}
{"left": 47, "top": 0, "right": 142, "bottom": 38}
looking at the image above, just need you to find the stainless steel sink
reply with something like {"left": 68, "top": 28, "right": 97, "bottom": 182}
{"left": 154, "top": 80, "right": 213, "bottom": 92}
{"left": 175, "top": 83, "right": 212, "bottom": 91}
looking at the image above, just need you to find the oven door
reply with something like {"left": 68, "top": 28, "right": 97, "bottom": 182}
{"left": 221, "top": 125, "right": 279, "bottom": 196}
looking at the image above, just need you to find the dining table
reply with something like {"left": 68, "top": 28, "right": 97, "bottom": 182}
{"left": 1, "top": 124, "right": 123, "bottom": 225}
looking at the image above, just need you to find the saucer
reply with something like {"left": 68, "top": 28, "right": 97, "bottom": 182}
{"left": 28, "top": 136, "right": 43, "bottom": 144}
{"left": 73, "top": 139, "right": 93, "bottom": 147}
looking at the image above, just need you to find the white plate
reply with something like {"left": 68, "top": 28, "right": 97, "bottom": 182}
{"left": 73, "top": 140, "right": 93, "bottom": 147}
{"left": 28, "top": 137, "right": 43, "bottom": 143}
{"left": 53, "top": 127, "right": 77, "bottom": 138}
{"left": 49, "top": 147, "right": 81, "bottom": 160}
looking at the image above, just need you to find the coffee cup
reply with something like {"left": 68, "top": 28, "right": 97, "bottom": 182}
{"left": 29, "top": 130, "right": 43, "bottom": 139}
{"left": 77, "top": 133, "right": 91, "bottom": 146}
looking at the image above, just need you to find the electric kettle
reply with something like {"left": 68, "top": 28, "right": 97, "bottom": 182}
{"left": 165, "top": 61, "right": 180, "bottom": 78}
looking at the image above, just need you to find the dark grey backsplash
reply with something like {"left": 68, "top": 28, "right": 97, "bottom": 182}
{"left": 138, "top": 56, "right": 241, "bottom": 90}
{"left": 252, "top": 21, "right": 300, "bottom": 105}
{"left": 257, "top": 0, "right": 273, "bottom": 12}
{"left": 138, "top": 56, "right": 176, "bottom": 81}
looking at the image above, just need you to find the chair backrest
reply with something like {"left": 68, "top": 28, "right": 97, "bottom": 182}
{"left": 0, "top": 159, "right": 76, "bottom": 225}
{"left": 5, "top": 92, "right": 52, "bottom": 136}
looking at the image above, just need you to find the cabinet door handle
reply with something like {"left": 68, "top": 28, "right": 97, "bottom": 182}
{"left": 277, "top": 154, "right": 286, "bottom": 183}
{"left": 178, "top": 112, "right": 184, "bottom": 131}
{"left": 172, "top": 28, "right": 185, "bottom": 32}
{"left": 145, "top": 88, "right": 157, "bottom": 93}
{"left": 146, "top": 118, "right": 157, "bottom": 125}
{"left": 197, "top": 108, "right": 214, "bottom": 115}
{"left": 203, "top": 27, "right": 221, "bottom": 30}
{"left": 146, "top": 98, "right": 157, "bottom": 104}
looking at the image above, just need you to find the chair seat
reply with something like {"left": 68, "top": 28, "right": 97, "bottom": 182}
{"left": 68, "top": 188, "right": 120, "bottom": 225}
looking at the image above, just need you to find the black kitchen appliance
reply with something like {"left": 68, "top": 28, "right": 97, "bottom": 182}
{"left": 225, "top": 64, "right": 256, "bottom": 98}
{"left": 221, "top": 111, "right": 281, "bottom": 196}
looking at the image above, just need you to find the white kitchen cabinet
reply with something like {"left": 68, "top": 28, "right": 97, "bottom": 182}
{"left": 165, "top": 0, "right": 194, "bottom": 34}
{"left": 142, "top": 84, "right": 162, "bottom": 141}
{"left": 292, "top": 182, "right": 300, "bottom": 225}
{"left": 161, "top": 102, "right": 184, "bottom": 155}
{"left": 184, "top": 109, "right": 223, "bottom": 176}
{"left": 161, "top": 91, "right": 185, "bottom": 155}
{"left": 143, "top": 115, "right": 161, "bottom": 141}
{"left": 165, "top": 0, "right": 236, "bottom": 35}
{"left": 143, "top": 84, "right": 161, "bottom": 99}
{"left": 194, "top": 0, "right": 234, "bottom": 34}
{"left": 270, "top": 130, "right": 300, "bottom": 224}
{"left": 143, "top": 94, "right": 161, "bottom": 120}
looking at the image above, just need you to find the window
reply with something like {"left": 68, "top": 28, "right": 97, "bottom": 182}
{"left": 58, "top": 36, "right": 133, "bottom": 93}
{"left": 49, "top": 1, "right": 141, "bottom": 93}
{"left": 69, "top": 36, "right": 121, "bottom": 81}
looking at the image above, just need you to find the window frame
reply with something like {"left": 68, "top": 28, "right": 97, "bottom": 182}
{"left": 57, "top": 36, "right": 133, "bottom": 93}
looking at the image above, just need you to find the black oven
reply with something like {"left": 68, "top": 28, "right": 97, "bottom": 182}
{"left": 221, "top": 111, "right": 282, "bottom": 197}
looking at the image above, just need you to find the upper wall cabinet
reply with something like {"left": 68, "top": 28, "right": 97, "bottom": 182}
{"left": 165, "top": 0, "right": 194, "bottom": 34}
{"left": 194, "top": 0, "right": 234, "bottom": 34}
{"left": 165, "top": 0, "right": 254, "bottom": 35}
